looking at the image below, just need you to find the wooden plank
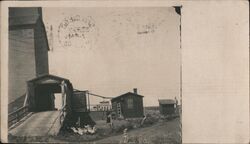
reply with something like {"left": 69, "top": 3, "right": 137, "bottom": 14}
{"left": 9, "top": 111, "right": 62, "bottom": 136}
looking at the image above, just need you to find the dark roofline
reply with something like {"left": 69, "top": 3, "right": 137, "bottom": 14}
{"left": 100, "top": 101, "right": 109, "bottom": 103}
{"left": 158, "top": 99, "right": 176, "bottom": 105}
{"left": 111, "top": 92, "right": 144, "bottom": 101}
{"left": 73, "top": 89, "right": 88, "bottom": 92}
{"left": 27, "top": 74, "right": 70, "bottom": 83}
{"left": 39, "top": 13, "right": 50, "bottom": 51}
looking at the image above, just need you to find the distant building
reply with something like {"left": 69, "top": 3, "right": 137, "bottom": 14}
{"left": 9, "top": 7, "right": 49, "bottom": 106}
{"left": 96, "top": 101, "right": 111, "bottom": 111}
{"left": 89, "top": 105, "right": 98, "bottom": 111}
{"left": 111, "top": 88, "right": 144, "bottom": 119}
{"left": 158, "top": 99, "right": 176, "bottom": 115}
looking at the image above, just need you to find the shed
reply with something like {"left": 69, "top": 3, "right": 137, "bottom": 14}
{"left": 70, "top": 90, "right": 96, "bottom": 127}
{"left": 158, "top": 99, "right": 176, "bottom": 115}
{"left": 111, "top": 88, "right": 144, "bottom": 119}
{"left": 72, "top": 90, "right": 88, "bottom": 112}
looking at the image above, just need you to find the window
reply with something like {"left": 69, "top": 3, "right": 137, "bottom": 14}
{"left": 127, "top": 98, "right": 133, "bottom": 109}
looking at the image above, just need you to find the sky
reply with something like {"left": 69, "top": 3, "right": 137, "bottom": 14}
{"left": 43, "top": 7, "right": 181, "bottom": 106}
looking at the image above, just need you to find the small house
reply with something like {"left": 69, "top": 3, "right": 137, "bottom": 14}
{"left": 111, "top": 88, "right": 144, "bottom": 119}
{"left": 158, "top": 99, "right": 176, "bottom": 115}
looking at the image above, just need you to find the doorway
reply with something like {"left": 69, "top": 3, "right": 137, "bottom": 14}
{"left": 54, "top": 93, "right": 63, "bottom": 110}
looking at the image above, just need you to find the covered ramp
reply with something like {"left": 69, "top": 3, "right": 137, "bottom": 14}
{"left": 9, "top": 74, "right": 74, "bottom": 137}
{"left": 25, "top": 74, "right": 73, "bottom": 113}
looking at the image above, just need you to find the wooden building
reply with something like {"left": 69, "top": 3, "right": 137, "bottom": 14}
{"left": 25, "top": 75, "right": 95, "bottom": 127}
{"left": 111, "top": 88, "right": 144, "bottom": 119}
{"left": 71, "top": 90, "right": 96, "bottom": 127}
{"left": 158, "top": 99, "right": 176, "bottom": 115}
{"left": 9, "top": 7, "right": 49, "bottom": 105}
{"left": 25, "top": 74, "right": 73, "bottom": 112}
{"left": 72, "top": 90, "right": 88, "bottom": 113}
{"left": 96, "top": 101, "right": 112, "bottom": 111}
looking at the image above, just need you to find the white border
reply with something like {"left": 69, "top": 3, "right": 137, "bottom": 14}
{"left": 1, "top": 1, "right": 182, "bottom": 142}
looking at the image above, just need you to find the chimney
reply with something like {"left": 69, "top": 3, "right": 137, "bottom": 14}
{"left": 133, "top": 88, "right": 137, "bottom": 94}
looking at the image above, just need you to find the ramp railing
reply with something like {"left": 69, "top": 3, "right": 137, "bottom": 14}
{"left": 8, "top": 106, "right": 29, "bottom": 127}
{"left": 59, "top": 80, "right": 67, "bottom": 125}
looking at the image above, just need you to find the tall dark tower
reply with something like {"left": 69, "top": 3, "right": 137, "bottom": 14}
{"left": 8, "top": 7, "right": 49, "bottom": 106}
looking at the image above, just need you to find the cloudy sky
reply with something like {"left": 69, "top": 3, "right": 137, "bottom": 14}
{"left": 43, "top": 7, "right": 180, "bottom": 106}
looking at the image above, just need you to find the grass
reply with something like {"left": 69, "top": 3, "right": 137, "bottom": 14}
{"left": 124, "top": 134, "right": 180, "bottom": 144}
{"left": 9, "top": 107, "right": 181, "bottom": 143}
{"left": 52, "top": 118, "right": 145, "bottom": 142}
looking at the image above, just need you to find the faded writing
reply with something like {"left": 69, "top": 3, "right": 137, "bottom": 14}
{"left": 108, "top": 11, "right": 166, "bottom": 36}
{"left": 137, "top": 23, "right": 157, "bottom": 34}
{"left": 57, "top": 15, "right": 98, "bottom": 49}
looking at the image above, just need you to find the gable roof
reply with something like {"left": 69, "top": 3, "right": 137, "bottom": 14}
{"left": 28, "top": 74, "right": 70, "bottom": 84}
{"left": 111, "top": 92, "right": 144, "bottom": 101}
{"left": 158, "top": 99, "right": 176, "bottom": 105}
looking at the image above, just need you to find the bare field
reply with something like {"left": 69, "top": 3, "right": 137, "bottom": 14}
{"left": 95, "top": 118, "right": 181, "bottom": 144}
{"left": 9, "top": 108, "right": 181, "bottom": 143}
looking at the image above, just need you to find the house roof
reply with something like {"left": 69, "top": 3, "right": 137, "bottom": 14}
{"left": 158, "top": 99, "right": 176, "bottom": 105}
{"left": 100, "top": 101, "right": 109, "bottom": 103}
{"left": 111, "top": 92, "right": 144, "bottom": 101}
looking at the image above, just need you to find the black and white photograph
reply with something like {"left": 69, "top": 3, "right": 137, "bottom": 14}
{"left": 7, "top": 6, "right": 182, "bottom": 143}
{"left": 2, "top": 0, "right": 249, "bottom": 144}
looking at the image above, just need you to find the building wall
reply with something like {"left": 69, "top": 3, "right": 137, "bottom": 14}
{"left": 34, "top": 18, "right": 49, "bottom": 76}
{"left": 123, "top": 95, "right": 144, "bottom": 118}
{"left": 112, "top": 95, "right": 144, "bottom": 118}
{"left": 72, "top": 91, "right": 87, "bottom": 112}
{"left": 111, "top": 101, "right": 117, "bottom": 114}
{"left": 8, "top": 8, "right": 49, "bottom": 104}
{"left": 9, "top": 28, "right": 36, "bottom": 103}
{"left": 160, "top": 104, "right": 175, "bottom": 115}
{"left": 96, "top": 104, "right": 111, "bottom": 111}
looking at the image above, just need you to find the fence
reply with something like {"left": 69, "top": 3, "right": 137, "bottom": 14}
{"left": 8, "top": 106, "right": 29, "bottom": 127}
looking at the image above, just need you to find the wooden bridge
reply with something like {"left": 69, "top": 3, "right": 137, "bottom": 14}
{"left": 9, "top": 75, "right": 74, "bottom": 137}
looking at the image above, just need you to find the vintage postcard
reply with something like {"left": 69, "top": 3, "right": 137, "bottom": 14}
{"left": 1, "top": 1, "right": 182, "bottom": 143}
{"left": 1, "top": 0, "right": 249, "bottom": 144}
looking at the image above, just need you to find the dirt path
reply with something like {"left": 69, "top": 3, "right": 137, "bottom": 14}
{"left": 9, "top": 111, "right": 61, "bottom": 137}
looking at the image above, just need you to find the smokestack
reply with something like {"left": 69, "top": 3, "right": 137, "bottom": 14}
{"left": 133, "top": 88, "right": 137, "bottom": 94}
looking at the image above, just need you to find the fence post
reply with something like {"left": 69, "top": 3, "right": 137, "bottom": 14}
{"left": 17, "top": 111, "right": 19, "bottom": 121}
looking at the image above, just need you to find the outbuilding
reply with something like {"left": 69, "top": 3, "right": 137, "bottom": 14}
{"left": 158, "top": 99, "right": 176, "bottom": 115}
{"left": 25, "top": 74, "right": 74, "bottom": 112}
{"left": 71, "top": 89, "right": 96, "bottom": 127}
{"left": 111, "top": 88, "right": 144, "bottom": 119}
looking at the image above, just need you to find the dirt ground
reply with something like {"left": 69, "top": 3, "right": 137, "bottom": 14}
{"left": 9, "top": 108, "right": 181, "bottom": 143}
{"left": 45, "top": 117, "right": 180, "bottom": 144}
{"left": 95, "top": 117, "right": 181, "bottom": 144}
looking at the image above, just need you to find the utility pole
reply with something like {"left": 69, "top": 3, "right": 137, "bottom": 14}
{"left": 87, "top": 90, "right": 90, "bottom": 112}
